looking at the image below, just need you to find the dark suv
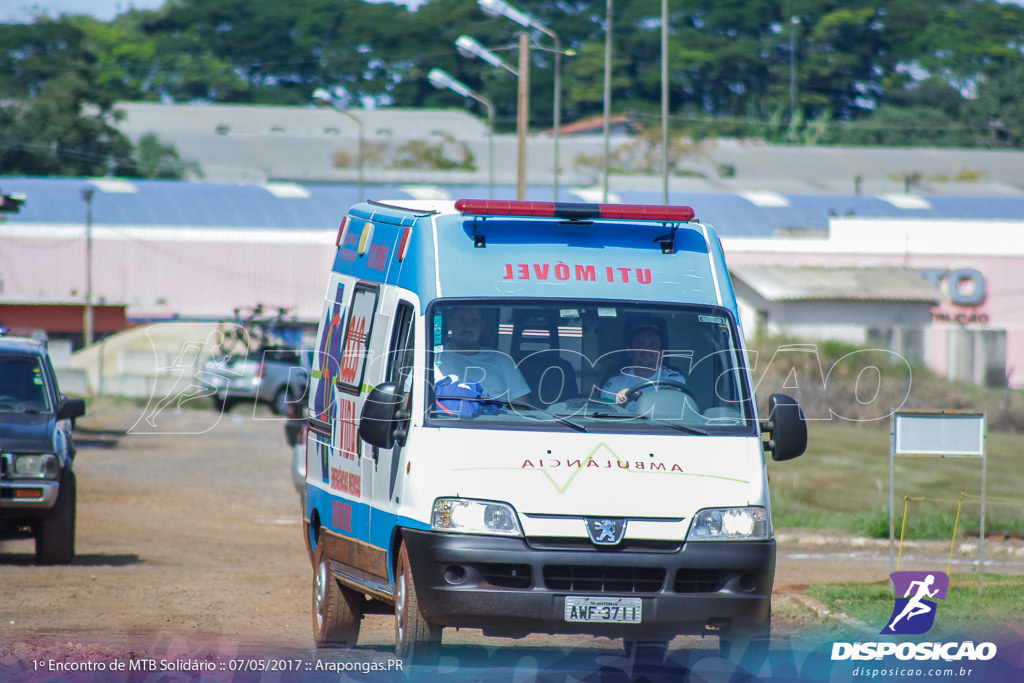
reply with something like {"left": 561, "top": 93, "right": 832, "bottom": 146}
{"left": 0, "top": 335, "right": 86, "bottom": 564}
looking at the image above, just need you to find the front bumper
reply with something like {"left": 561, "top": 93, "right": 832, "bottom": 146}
{"left": 0, "top": 480, "right": 59, "bottom": 509}
{"left": 402, "top": 528, "right": 774, "bottom": 640}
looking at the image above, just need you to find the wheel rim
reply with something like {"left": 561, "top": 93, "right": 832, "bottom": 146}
{"left": 315, "top": 559, "right": 328, "bottom": 631}
{"left": 395, "top": 571, "right": 407, "bottom": 646}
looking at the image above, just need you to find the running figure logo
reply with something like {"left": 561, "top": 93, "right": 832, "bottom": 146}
{"left": 881, "top": 571, "right": 949, "bottom": 635}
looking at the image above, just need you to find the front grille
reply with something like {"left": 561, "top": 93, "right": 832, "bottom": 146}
{"left": 674, "top": 569, "right": 726, "bottom": 593}
{"left": 527, "top": 537, "right": 681, "bottom": 553}
{"left": 479, "top": 563, "right": 532, "bottom": 589}
{"left": 544, "top": 565, "right": 665, "bottom": 593}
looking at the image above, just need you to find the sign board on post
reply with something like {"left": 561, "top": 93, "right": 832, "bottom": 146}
{"left": 889, "top": 411, "right": 987, "bottom": 591}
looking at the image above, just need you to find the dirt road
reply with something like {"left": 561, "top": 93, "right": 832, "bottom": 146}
{"left": 2, "top": 404, "right": 1016, "bottom": 681}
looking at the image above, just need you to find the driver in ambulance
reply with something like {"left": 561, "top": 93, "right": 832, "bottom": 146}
{"left": 600, "top": 323, "right": 687, "bottom": 406}
{"left": 434, "top": 306, "right": 531, "bottom": 403}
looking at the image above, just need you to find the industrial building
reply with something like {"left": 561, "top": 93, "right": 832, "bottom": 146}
{"left": 1, "top": 103, "right": 1023, "bottom": 391}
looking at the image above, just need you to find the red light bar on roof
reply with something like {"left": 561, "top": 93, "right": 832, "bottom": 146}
{"left": 455, "top": 199, "right": 694, "bottom": 222}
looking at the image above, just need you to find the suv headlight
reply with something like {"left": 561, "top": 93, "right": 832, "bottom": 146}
{"left": 687, "top": 507, "right": 771, "bottom": 541}
{"left": 11, "top": 453, "right": 59, "bottom": 479}
{"left": 431, "top": 498, "right": 523, "bottom": 537}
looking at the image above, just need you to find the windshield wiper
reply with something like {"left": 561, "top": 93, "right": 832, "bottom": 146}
{"left": 587, "top": 411, "right": 633, "bottom": 420}
{"left": 435, "top": 396, "right": 588, "bottom": 432}
{"left": 585, "top": 409, "right": 708, "bottom": 435}
{"left": 638, "top": 417, "right": 708, "bottom": 435}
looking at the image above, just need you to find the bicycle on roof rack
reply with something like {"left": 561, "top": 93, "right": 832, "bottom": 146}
{"left": 214, "top": 304, "right": 292, "bottom": 358}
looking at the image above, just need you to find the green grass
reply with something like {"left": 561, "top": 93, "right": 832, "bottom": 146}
{"left": 805, "top": 574, "right": 1024, "bottom": 636}
{"left": 768, "top": 422, "right": 1024, "bottom": 538}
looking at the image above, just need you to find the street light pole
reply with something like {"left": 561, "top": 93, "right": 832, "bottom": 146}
{"left": 602, "top": 0, "right": 612, "bottom": 202}
{"left": 80, "top": 188, "right": 94, "bottom": 348}
{"left": 790, "top": 16, "right": 800, "bottom": 133}
{"left": 455, "top": 33, "right": 529, "bottom": 199}
{"left": 516, "top": 31, "right": 530, "bottom": 200}
{"left": 552, "top": 35, "right": 562, "bottom": 200}
{"left": 428, "top": 68, "right": 495, "bottom": 198}
{"left": 478, "top": 0, "right": 565, "bottom": 200}
{"left": 661, "top": 0, "right": 669, "bottom": 204}
{"left": 312, "top": 88, "right": 365, "bottom": 201}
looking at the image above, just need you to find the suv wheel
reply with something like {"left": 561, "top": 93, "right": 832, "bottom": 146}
{"left": 35, "top": 470, "right": 76, "bottom": 565}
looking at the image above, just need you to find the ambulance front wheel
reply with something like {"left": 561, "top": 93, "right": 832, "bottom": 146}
{"left": 312, "top": 537, "right": 363, "bottom": 647}
{"left": 394, "top": 541, "right": 441, "bottom": 664}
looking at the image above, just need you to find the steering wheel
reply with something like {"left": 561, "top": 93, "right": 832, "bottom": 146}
{"left": 623, "top": 379, "right": 697, "bottom": 403}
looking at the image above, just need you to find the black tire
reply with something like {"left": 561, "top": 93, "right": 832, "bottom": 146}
{"left": 212, "top": 396, "right": 236, "bottom": 413}
{"left": 394, "top": 542, "right": 441, "bottom": 664}
{"left": 35, "top": 471, "right": 76, "bottom": 565}
{"left": 312, "top": 536, "right": 363, "bottom": 647}
{"left": 719, "top": 615, "right": 771, "bottom": 677}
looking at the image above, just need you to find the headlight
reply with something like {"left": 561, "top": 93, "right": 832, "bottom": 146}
{"left": 12, "top": 453, "right": 59, "bottom": 479}
{"left": 431, "top": 498, "right": 523, "bottom": 537}
{"left": 687, "top": 507, "right": 770, "bottom": 541}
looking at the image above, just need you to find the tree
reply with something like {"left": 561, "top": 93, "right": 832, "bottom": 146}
{"left": 132, "top": 132, "right": 204, "bottom": 179}
{"left": 0, "top": 16, "right": 198, "bottom": 177}
{"left": 5, "top": 0, "right": 1024, "bottom": 153}
{"left": 965, "top": 64, "right": 1024, "bottom": 148}
{"left": 835, "top": 106, "right": 971, "bottom": 147}
{"left": 0, "top": 18, "right": 137, "bottom": 175}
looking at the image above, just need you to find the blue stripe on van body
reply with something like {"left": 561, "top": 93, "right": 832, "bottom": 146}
{"left": 306, "top": 484, "right": 430, "bottom": 582}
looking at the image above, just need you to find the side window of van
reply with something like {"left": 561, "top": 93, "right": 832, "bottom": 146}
{"left": 386, "top": 302, "right": 415, "bottom": 393}
{"left": 337, "top": 285, "right": 378, "bottom": 394}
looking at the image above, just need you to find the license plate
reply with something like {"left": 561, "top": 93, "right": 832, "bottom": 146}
{"left": 564, "top": 596, "right": 642, "bottom": 624}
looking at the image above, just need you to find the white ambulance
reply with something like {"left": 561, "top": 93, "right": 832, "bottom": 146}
{"left": 301, "top": 198, "right": 806, "bottom": 664}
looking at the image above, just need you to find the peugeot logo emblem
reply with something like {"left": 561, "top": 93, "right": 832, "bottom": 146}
{"left": 585, "top": 517, "right": 626, "bottom": 545}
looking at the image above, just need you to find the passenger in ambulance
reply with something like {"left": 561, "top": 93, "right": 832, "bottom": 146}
{"left": 599, "top": 323, "right": 689, "bottom": 406}
{"left": 434, "top": 307, "right": 531, "bottom": 403}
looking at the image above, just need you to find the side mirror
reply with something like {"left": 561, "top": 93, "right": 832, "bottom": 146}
{"left": 359, "top": 383, "right": 405, "bottom": 449}
{"left": 58, "top": 397, "right": 86, "bottom": 421}
{"left": 760, "top": 393, "right": 807, "bottom": 462}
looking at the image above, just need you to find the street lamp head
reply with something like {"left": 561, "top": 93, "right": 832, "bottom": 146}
{"left": 312, "top": 87, "right": 332, "bottom": 107}
{"left": 455, "top": 34, "right": 516, "bottom": 73}
{"left": 478, "top": 0, "right": 533, "bottom": 28}
{"left": 428, "top": 68, "right": 474, "bottom": 99}
{"left": 455, "top": 34, "right": 485, "bottom": 60}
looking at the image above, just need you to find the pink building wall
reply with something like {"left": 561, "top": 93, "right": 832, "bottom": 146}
{"left": 723, "top": 218, "right": 1024, "bottom": 387}
{"left": 0, "top": 225, "right": 335, "bottom": 322}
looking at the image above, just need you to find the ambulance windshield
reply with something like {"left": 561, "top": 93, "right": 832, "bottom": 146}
{"left": 426, "top": 300, "right": 756, "bottom": 434}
